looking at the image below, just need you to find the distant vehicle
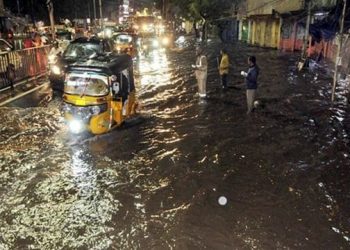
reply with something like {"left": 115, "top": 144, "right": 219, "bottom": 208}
{"left": 113, "top": 33, "right": 137, "bottom": 57}
{"left": 49, "top": 36, "right": 115, "bottom": 91}
{"left": 0, "top": 39, "right": 21, "bottom": 74}
{"left": 133, "top": 16, "right": 156, "bottom": 34}
{"left": 63, "top": 54, "right": 138, "bottom": 135}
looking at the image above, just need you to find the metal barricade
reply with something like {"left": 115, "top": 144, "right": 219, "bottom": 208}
{"left": 0, "top": 45, "right": 51, "bottom": 90}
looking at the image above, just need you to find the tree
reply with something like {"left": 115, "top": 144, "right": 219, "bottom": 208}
{"left": 168, "top": 0, "right": 239, "bottom": 41}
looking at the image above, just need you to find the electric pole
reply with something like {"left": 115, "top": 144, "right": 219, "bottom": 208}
{"left": 331, "top": 0, "right": 347, "bottom": 102}
{"left": 298, "top": 0, "right": 312, "bottom": 71}
{"left": 93, "top": 0, "right": 97, "bottom": 25}
{"left": 46, "top": 0, "right": 55, "bottom": 40}
{"left": 301, "top": 0, "right": 311, "bottom": 59}
{"left": 17, "top": 0, "right": 20, "bottom": 14}
{"left": 99, "top": 0, "right": 103, "bottom": 28}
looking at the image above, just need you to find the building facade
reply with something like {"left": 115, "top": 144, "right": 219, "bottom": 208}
{"left": 240, "top": 0, "right": 338, "bottom": 58}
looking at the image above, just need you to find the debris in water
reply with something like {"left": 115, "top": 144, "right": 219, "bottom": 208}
{"left": 218, "top": 196, "right": 227, "bottom": 206}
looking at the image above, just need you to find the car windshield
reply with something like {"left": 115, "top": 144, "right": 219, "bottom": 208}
{"left": 65, "top": 73, "right": 109, "bottom": 97}
{"left": 63, "top": 43, "right": 102, "bottom": 59}
{"left": 114, "top": 34, "right": 133, "bottom": 44}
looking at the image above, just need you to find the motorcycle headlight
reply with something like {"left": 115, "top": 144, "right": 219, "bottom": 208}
{"left": 51, "top": 65, "right": 61, "bottom": 75}
{"left": 153, "top": 40, "right": 159, "bottom": 48}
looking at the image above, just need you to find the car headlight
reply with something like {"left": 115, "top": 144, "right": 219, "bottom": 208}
{"left": 69, "top": 119, "right": 84, "bottom": 134}
{"left": 51, "top": 65, "right": 61, "bottom": 75}
{"left": 105, "top": 29, "right": 112, "bottom": 38}
{"left": 153, "top": 40, "right": 159, "bottom": 48}
{"left": 162, "top": 37, "right": 169, "bottom": 46}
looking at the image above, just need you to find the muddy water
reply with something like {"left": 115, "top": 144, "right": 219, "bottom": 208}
{"left": 0, "top": 40, "right": 349, "bottom": 249}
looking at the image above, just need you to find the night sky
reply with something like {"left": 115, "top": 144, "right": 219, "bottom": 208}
{"left": 4, "top": 0, "right": 157, "bottom": 23}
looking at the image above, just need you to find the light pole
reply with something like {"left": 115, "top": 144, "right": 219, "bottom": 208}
{"left": 331, "top": 0, "right": 347, "bottom": 102}
{"left": 99, "top": 0, "right": 103, "bottom": 28}
{"left": 17, "top": 0, "right": 20, "bottom": 14}
{"left": 46, "top": 0, "right": 55, "bottom": 40}
{"left": 93, "top": 0, "right": 97, "bottom": 25}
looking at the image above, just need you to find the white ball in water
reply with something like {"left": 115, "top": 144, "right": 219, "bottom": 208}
{"left": 218, "top": 196, "right": 227, "bottom": 206}
{"left": 254, "top": 100, "right": 260, "bottom": 108}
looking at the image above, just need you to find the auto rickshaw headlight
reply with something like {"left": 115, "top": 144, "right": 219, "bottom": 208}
{"left": 90, "top": 103, "right": 108, "bottom": 115}
{"left": 51, "top": 65, "right": 61, "bottom": 75}
{"left": 69, "top": 119, "right": 84, "bottom": 134}
{"left": 91, "top": 105, "right": 101, "bottom": 115}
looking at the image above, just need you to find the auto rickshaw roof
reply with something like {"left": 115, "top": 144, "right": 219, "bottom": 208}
{"left": 68, "top": 53, "right": 133, "bottom": 75}
{"left": 71, "top": 36, "right": 106, "bottom": 44}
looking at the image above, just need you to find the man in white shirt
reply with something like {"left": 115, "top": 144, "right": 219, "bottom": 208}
{"left": 192, "top": 47, "right": 208, "bottom": 98}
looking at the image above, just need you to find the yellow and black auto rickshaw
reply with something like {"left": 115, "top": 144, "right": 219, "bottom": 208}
{"left": 113, "top": 33, "right": 137, "bottom": 58}
{"left": 62, "top": 54, "right": 137, "bottom": 135}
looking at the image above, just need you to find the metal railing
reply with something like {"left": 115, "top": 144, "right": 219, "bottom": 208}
{"left": 0, "top": 46, "right": 51, "bottom": 90}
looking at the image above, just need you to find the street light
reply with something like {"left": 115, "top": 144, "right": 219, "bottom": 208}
{"left": 93, "top": 0, "right": 97, "bottom": 25}
{"left": 46, "top": 0, "right": 55, "bottom": 40}
{"left": 99, "top": 0, "right": 103, "bottom": 28}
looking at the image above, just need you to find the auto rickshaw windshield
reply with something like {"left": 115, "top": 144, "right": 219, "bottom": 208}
{"left": 64, "top": 43, "right": 102, "bottom": 58}
{"left": 65, "top": 73, "right": 109, "bottom": 97}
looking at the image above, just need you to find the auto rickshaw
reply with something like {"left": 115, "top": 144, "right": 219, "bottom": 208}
{"left": 113, "top": 33, "right": 137, "bottom": 57}
{"left": 62, "top": 54, "right": 137, "bottom": 135}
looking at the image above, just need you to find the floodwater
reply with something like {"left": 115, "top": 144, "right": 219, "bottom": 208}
{"left": 0, "top": 39, "right": 350, "bottom": 249}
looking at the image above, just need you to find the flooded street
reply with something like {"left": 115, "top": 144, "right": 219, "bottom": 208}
{"left": 1, "top": 39, "right": 350, "bottom": 249}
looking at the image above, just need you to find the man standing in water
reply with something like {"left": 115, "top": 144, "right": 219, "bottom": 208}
{"left": 192, "top": 47, "right": 208, "bottom": 98}
{"left": 219, "top": 49, "right": 230, "bottom": 89}
{"left": 241, "top": 56, "right": 259, "bottom": 114}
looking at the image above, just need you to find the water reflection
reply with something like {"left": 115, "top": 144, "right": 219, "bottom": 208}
{"left": 70, "top": 147, "right": 97, "bottom": 197}
{"left": 137, "top": 49, "right": 171, "bottom": 88}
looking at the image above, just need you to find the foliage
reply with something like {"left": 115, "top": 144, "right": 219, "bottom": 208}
{"left": 168, "top": 0, "right": 239, "bottom": 22}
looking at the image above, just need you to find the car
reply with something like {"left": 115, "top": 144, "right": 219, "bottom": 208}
{"left": 112, "top": 32, "right": 137, "bottom": 57}
{"left": 49, "top": 36, "right": 115, "bottom": 91}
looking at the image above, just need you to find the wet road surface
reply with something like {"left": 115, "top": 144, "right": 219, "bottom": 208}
{"left": 0, "top": 39, "right": 350, "bottom": 249}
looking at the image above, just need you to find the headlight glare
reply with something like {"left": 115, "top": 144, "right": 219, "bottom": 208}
{"left": 69, "top": 119, "right": 83, "bottom": 134}
{"left": 51, "top": 65, "right": 61, "bottom": 75}
{"left": 153, "top": 40, "right": 159, "bottom": 48}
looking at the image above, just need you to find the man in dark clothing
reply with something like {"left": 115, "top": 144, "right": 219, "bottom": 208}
{"left": 241, "top": 56, "right": 259, "bottom": 114}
